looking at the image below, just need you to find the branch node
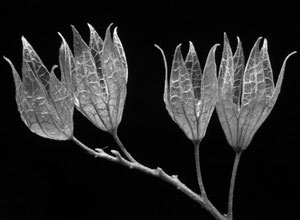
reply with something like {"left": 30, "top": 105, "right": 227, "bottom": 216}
{"left": 156, "top": 167, "right": 164, "bottom": 176}
{"left": 111, "top": 150, "right": 122, "bottom": 159}
{"left": 172, "top": 175, "right": 178, "bottom": 179}
{"left": 95, "top": 148, "right": 104, "bottom": 153}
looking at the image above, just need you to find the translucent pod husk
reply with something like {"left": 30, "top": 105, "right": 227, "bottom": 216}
{"left": 157, "top": 42, "right": 219, "bottom": 142}
{"left": 4, "top": 37, "right": 74, "bottom": 140}
{"left": 70, "top": 24, "right": 128, "bottom": 132}
{"left": 216, "top": 33, "right": 296, "bottom": 151}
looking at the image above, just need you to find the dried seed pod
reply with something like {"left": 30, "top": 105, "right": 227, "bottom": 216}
{"left": 216, "top": 33, "right": 296, "bottom": 151}
{"left": 157, "top": 42, "right": 219, "bottom": 142}
{"left": 4, "top": 37, "right": 74, "bottom": 140}
{"left": 71, "top": 24, "right": 128, "bottom": 133}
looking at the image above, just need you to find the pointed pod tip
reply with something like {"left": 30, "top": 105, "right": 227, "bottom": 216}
{"left": 154, "top": 43, "right": 165, "bottom": 54}
{"left": 57, "top": 32, "right": 66, "bottom": 42}
{"left": 236, "top": 36, "right": 243, "bottom": 48}
{"left": 271, "top": 50, "right": 297, "bottom": 103}
{"left": 203, "top": 43, "right": 219, "bottom": 68}
{"left": 285, "top": 50, "right": 297, "bottom": 62}
{"left": 154, "top": 44, "right": 168, "bottom": 72}
{"left": 70, "top": 25, "right": 80, "bottom": 35}
{"left": 106, "top": 23, "right": 114, "bottom": 33}
{"left": 50, "top": 64, "right": 58, "bottom": 74}
{"left": 3, "top": 55, "right": 9, "bottom": 62}
{"left": 87, "top": 22, "right": 92, "bottom": 28}
{"left": 154, "top": 44, "right": 164, "bottom": 53}
{"left": 249, "top": 37, "right": 263, "bottom": 52}
{"left": 188, "top": 41, "right": 195, "bottom": 52}
{"left": 175, "top": 43, "right": 182, "bottom": 51}
{"left": 3, "top": 55, "right": 13, "bottom": 65}
{"left": 174, "top": 43, "right": 183, "bottom": 58}
{"left": 71, "top": 25, "right": 76, "bottom": 31}
{"left": 256, "top": 36, "right": 263, "bottom": 45}
{"left": 70, "top": 24, "right": 75, "bottom": 32}
{"left": 71, "top": 24, "right": 90, "bottom": 55}
{"left": 70, "top": 25, "right": 80, "bottom": 39}
{"left": 104, "top": 23, "right": 114, "bottom": 42}
{"left": 209, "top": 44, "right": 220, "bottom": 59}
{"left": 212, "top": 43, "right": 220, "bottom": 52}
{"left": 3, "top": 55, "right": 19, "bottom": 80}
{"left": 262, "top": 38, "right": 268, "bottom": 50}
{"left": 223, "top": 33, "right": 230, "bottom": 49}
{"left": 21, "top": 36, "right": 34, "bottom": 53}
{"left": 3, "top": 56, "right": 14, "bottom": 69}
{"left": 154, "top": 44, "right": 166, "bottom": 58}
{"left": 114, "top": 26, "right": 118, "bottom": 33}
{"left": 21, "top": 36, "right": 29, "bottom": 46}
{"left": 223, "top": 32, "right": 229, "bottom": 41}
{"left": 87, "top": 23, "right": 96, "bottom": 34}
{"left": 154, "top": 44, "right": 169, "bottom": 92}
{"left": 113, "top": 26, "right": 119, "bottom": 40}
{"left": 154, "top": 43, "right": 160, "bottom": 49}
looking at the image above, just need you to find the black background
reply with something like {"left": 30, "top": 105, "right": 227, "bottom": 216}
{"left": 0, "top": 1, "right": 299, "bottom": 220}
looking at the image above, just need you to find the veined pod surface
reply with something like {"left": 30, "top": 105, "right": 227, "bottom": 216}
{"left": 4, "top": 37, "right": 74, "bottom": 140}
{"left": 156, "top": 42, "right": 219, "bottom": 142}
{"left": 216, "top": 33, "right": 296, "bottom": 151}
{"left": 70, "top": 24, "right": 128, "bottom": 133}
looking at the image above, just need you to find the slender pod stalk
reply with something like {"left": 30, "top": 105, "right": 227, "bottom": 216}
{"left": 111, "top": 129, "right": 137, "bottom": 163}
{"left": 227, "top": 152, "right": 242, "bottom": 220}
{"left": 193, "top": 140, "right": 207, "bottom": 198}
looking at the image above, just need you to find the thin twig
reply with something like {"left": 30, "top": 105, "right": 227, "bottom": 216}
{"left": 227, "top": 152, "right": 242, "bottom": 220}
{"left": 71, "top": 135, "right": 227, "bottom": 220}
{"left": 194, "top": 140, "right": 207, "bottom": 198}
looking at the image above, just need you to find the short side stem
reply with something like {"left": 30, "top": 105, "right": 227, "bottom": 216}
{"left": 194, "top": 140, "right": 207, "bottom": 198}
{"left": 111, "top": 130, "right": 137, "bottom": 163}
{"left": 227, "top": 151, "right": 242, "bottom": 220}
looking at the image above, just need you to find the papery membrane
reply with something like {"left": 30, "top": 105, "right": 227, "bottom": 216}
{"left": 5, "top": 37, "right": 74, "bottom": 140}
{"left": 71, "top": 24, "right": 127, "bottom": 132}
{"left": 158, "top": 42, "right": 218, "bottom": 141}
{"left": 217, "top": 33, "right": 296, "bottom": 150}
